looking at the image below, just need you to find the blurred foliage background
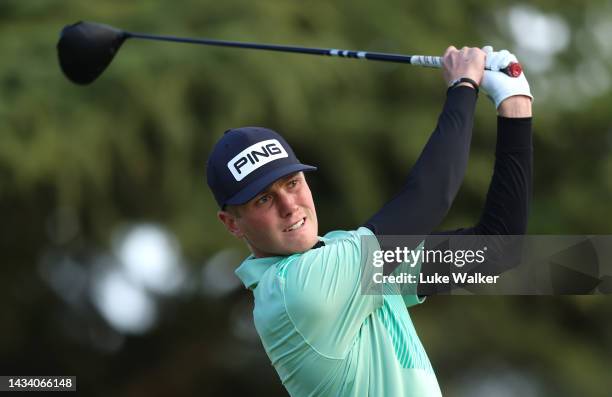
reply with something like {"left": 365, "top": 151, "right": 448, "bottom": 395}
{"left": 1, "top": 0, "right": 611, "bottom": 396}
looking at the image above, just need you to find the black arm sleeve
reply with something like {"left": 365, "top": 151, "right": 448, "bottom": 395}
{"left": 363, "top": 86, "right": 478, "bottom": 235}
{"left": 417, "top": 116, "right": 533, "bottom": 296}
{"left": 438, "top": 116, "right": 533, "bottom": 236}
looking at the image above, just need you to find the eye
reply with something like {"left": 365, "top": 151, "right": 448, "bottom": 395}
{"left": 287, "top": 179, "right": 299, "bottom": 188}
{"left": 256, "top": 194, "right": 271, "bottom": 205}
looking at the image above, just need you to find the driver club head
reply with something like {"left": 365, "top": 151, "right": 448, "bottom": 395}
{"left": 57, "top": 21, "right": 128, "bottom": 85}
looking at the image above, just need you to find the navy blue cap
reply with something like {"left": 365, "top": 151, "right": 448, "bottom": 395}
{"left": 206, "top": 127, "right": 317, "bottom": 208}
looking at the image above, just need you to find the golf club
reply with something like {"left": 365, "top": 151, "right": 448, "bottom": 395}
{"left": 57, "top": 21, "right": 523, "bottom": 85}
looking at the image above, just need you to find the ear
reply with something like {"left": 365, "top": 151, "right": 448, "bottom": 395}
{"left": 217, "top": 210, "right": 244, "bottom": 238}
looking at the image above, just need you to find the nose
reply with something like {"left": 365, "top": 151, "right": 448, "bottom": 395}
{"left": 276, "top": 190, "right": 298, "bottom": 218}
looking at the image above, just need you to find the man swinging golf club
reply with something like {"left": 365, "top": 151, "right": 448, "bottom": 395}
{"left": 207, "top": 45, "right": 532, "bottom": 396}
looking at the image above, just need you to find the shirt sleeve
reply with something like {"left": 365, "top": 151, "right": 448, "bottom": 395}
{"left": 283, "top": 227, "right": 383, "bottom": 358}
{"left": 364, "top": 86, "right": 478, "bottom": 236}
{"left": 458, "top": 116, "right": 532, "bottom": 235}
{"left": 418, "top": 116, "right": 533, "bottom": 296}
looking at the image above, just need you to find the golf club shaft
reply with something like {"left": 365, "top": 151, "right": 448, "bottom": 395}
{"left": 127, "top": 32, "right": 519, "bottom": 76}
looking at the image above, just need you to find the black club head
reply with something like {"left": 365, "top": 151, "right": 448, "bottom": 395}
{"left": 57, "top": 21, "right": 128, "bottom": 85}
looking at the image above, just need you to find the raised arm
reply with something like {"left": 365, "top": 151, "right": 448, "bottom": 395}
{"left": 364, "top": 46, "right": 485, "bottom": 236}
{"left": 418, "top": 48, "right": 534, "bottom": 295}
{"left": 439, "top": 47, "right": 533, "bottom": 236}
{"left": 438, "top": 97, "right": 532, "bottom": 237}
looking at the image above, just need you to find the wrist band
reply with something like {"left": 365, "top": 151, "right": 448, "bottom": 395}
{"left": 448, "top": 77, "right": 479, "bottom": 94}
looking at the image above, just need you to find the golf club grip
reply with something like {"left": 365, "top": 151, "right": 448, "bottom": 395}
{"left": 409, "top": 55, "right": 522, "bottom": 77}
{"left": 408, "top": 55, "right": 443, "bottom": 68}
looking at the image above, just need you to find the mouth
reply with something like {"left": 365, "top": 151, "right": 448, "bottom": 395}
{"left": 283, "top": 217, "right": 306, "bottom": 232}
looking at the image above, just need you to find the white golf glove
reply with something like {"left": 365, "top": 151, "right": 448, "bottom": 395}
{"left": 481, "top": 46, "right": 533, "bottom": 108}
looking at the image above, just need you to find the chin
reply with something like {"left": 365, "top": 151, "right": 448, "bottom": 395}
{"left": 284, "top": 233, "right": 318, "bottom": 254}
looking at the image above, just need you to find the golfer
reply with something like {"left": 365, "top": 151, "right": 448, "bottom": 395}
{"left": 206, "top": 45, "right": 532, "bottom": 396}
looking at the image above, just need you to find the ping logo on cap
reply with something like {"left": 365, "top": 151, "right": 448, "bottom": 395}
{"left": 228, "top": 139, "right": 288, "bottom": 181}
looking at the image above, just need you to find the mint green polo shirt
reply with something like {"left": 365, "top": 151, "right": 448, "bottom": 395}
{"left": 235, "top": 227, "right": 442, "bottom": 396}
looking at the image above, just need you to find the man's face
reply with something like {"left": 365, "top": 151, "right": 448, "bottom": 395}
{"left": 218, "top": 172, "right": 319, "bottom": 258}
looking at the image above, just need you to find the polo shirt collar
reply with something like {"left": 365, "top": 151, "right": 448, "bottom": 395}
{"left": 235, "top": 255, "right": 282, "bottom": 290}
{"left": 234, "top": 239, "right": 326, "bottom": 290}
